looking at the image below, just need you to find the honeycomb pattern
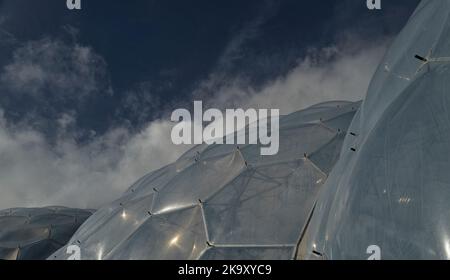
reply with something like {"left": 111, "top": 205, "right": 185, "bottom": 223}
{"left": 0, "top": 206, "right": 93, "bottom": 260}
{"left": 50, "top": 101, "right": 360, "bottom": 260}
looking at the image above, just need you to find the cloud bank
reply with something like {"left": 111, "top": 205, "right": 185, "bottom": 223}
{"left": 0, "top": 37, "right": 191, "bottom": 209}
{"left": 0, "top": 112, "right": 190, "bottom": 209}
{"left": 0, "top": 27, "right": 390, "bottom": 210}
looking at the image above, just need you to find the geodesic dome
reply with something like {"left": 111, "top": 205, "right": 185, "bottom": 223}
{"left": 0, "top": 207, "right": 93, "bottom": 260}
{"left": 49, "top": 101, "right": 359, "bottom": 260}
{"left": 298, "top": 0, "right": 450, "bottom": 260}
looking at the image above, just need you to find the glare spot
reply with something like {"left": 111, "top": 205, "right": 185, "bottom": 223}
{"left": 97, "top": 247, "right": 104, "bottom": 260}
{"left": 398, "top": 197, "right": 411, "bottom": 204}
{"left": 445, "top": 239, "right": 450, "bottom": 260}
{"left": 169, "top": 235, "right": 180, "bottom": 247}
{"left": 121, "top": 210, "right": 128, "bottom": 220}
{"left": 158, "top": 205, "right": 181, "bottom": 214}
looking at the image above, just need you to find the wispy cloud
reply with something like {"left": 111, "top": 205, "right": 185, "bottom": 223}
{"left": 194, "top": 0, "right": 279, "bottom": 98}
{"left": 1, "top": 37, "right": 112, "bottom": 101}
{"left": 196, "top": 37, "right": 390, "bottom": 114}
{"left": 0, "top": 37, "right": 191, "bottom": 209}
{"left": 0, "top": 16, "right": 16, "bottom": 45}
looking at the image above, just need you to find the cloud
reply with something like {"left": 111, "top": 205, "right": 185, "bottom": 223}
{"left": 0, "top": 35, "right": 389, "bottom": 210}
{"left": 0, "top": 37, "right": 112, "bottom": 111}
{"left": 215, "top": 0, "right": 279, "bottom": 73}
{"left": 196, "top": 37, "right": 390, "bottom": 114}
{"left": 194, "top": 0, "right": 279, "bottom": 98}
{"left": 0, "top": 16, "right": 17, "bottom": 45}
{"left": 115, "top": 81, "right": 165, "bottom": 126}
{"left": 0, "top": 18, "right": 391, "bottom": 211}
{"left": 0, "top": 111, "right": 191, "bottom": 209}
{"left": 0, "top": 37, "right": 192, "bottom": 210}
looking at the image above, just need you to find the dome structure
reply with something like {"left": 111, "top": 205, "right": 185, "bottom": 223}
{"left": 50, "top": 101, "right": 360, "bottom": 260}
{"left": 0, "top": 207, "right": 93, "bottom": 260}
{"left": 298, "top": 0, "right": 450, "bottom": 260}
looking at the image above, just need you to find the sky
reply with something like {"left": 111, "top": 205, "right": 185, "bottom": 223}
{"left": 0, "top": 0, "right": 420, "bottom": 209}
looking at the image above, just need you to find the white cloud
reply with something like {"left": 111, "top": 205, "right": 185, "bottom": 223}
{"left": 198, "top": 38, "right": 390, "bottom": 114}
{"left": 0, "top": 33, "right": 389, "bottom": 211}
{"left": 0, "top": 112, "right": 191, "bottom": 209}
{"left": 0, "top": 37, "right": 192, "bottom": 210}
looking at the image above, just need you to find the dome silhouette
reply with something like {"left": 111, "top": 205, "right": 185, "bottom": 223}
{"left": 0, "top": 207, "right": 93, "bottom": 260}
{"left": 298, "top": 0, "right": 450, "bottom": 260}
{"left": 49, "top": 101, "right": 359, "bottom": 260}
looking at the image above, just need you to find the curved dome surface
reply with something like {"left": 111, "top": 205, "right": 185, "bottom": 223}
{"left": 298, "top": 0, "right": 450, "bottom": 260}
{"left": 0, "top": 207, "right": 93, "bottom": 260}
{"left": 50, "top": 101, "right": 360, "bottom": 260}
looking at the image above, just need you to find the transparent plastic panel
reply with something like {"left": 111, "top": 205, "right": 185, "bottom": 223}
{"left": 199, "top": 246, "right": 295, "bottom": 260}
{"left": 28, "top": 214, "right": 76, "bottom": 227}
{"left": 64, "top": 194, "right": 154, "bottom": 260}
{"left": 50, "top": 223, "right": 81, "bottom": 245}
{"left": 178, "top": 143, "right": 208, "bottom": 161}
{"left": 360, "top": 0, "right": 450, "bottom": 135}
{"left": 68, "top": 201, "right": 126, "bottom": 242}
{"left": 299, "top": 0, "right": 450, "bottom": 260}
{"left": 18, "top": 240, "right": 61, "bottom": 260}
{"left": 4, "top": 208, "right": 51, "bottom": 217}
{"left": 308, "top": 133, "right": 346, "bottom": 175}
{"left": 51, "top": 100, "right": 359, "bottom": 260}
{"left": 0, "top": 247, "right": 19, "bottom": 260}
{"left": 311, "top": 66, "right": 450, "bottom": 260}
{"left": 280, "top": 101, "right": 359, "bottom": 129}
{"left": 204, "top": 159, "right": 326, "bottom": 245}
{"left": 125, "top": 163, "right": 180, "bottom": 197}
{"left": 240, "top": 124, "right": 336, "bottom": 166}
{"left": 322, "top": 111, "right": 358, "bottom": 133}
{"left": 151, "top": 150, "right": 247, "bottom": 214}
{"left": 309, "top": 101, "right": 356, "bottom": 110}
{"left": 198, "top": 143, "right": 239, "bottom": 161}
{"left": 0, "top": 227, "right": 50, "bottom": 248}
{"left": 0, "top": 207, "right": 92, "bottom": 260}
{"left": 0, "top": 216, "right": 28, "bottom": 229}
{"left": 107, "top": 206, "right": 207, "bottom": 260}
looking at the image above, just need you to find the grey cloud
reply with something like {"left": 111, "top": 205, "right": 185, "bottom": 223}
{"left": 1, "top": 37, "right": 112, "bottom": 101}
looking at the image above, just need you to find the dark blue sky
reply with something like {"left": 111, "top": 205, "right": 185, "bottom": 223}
{"left": 0, "top": 0, "right": 419, "bottom": 140}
